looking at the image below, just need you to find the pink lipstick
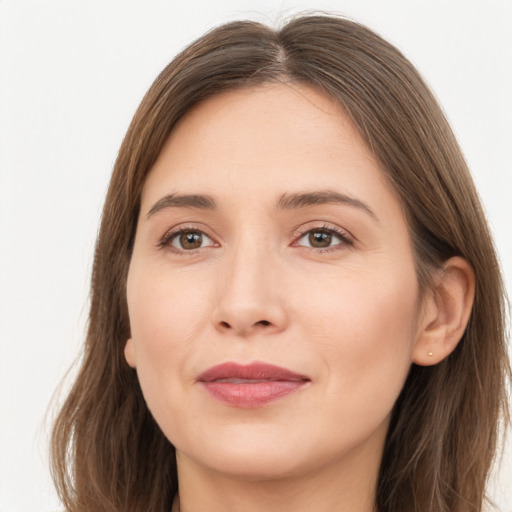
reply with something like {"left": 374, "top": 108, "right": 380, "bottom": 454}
{"left": 197, "top": 362, "right": 310, "bottom": 408}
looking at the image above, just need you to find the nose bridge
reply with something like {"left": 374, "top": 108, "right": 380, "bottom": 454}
{"left": 229, "top": 233, "right": 270, "bottom": 298}
{"left": 212, "top": 228, "right": 287, "bottom": 336}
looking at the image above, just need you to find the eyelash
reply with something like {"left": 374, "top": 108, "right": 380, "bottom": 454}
{"left": 158, "top": 224, "right": 354, "bottom": 255}
{"left": 158, "top": 225, "right": 217, "bottom": 255}
{"left": 293, "top": 224, "right": 354, "bottom": 253}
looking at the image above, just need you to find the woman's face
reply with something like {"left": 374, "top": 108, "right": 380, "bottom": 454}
{"left": 125, "top": 83, "right": 425, "bottom": 481}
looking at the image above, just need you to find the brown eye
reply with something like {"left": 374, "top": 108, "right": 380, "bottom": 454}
{"left": 168, "top": 230, "right": 214, "bottom": 251}
{"left": 308, "top": 231, "right": 332, "bottom": 248}
{"left": 295, "top": 227, "right": 352, "bottom": 251}
{"left": 180, "top": 231, "right": 203, "bottom": 249}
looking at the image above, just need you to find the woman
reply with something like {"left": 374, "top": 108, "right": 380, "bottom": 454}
{"left": 50, "top": 14, "right": 510, "bottom": 512}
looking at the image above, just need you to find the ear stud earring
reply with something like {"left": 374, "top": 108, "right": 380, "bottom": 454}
{"left": 428, "top": 351, "right": 433, "bottom": 357}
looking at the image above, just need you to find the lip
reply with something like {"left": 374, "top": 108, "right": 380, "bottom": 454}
{"left": 197, "top": 362, "right": 310, "bottom": 408}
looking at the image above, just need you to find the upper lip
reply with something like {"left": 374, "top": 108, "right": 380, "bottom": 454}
{"left": 197, "top": 362, "right": 310, "bottom": 383}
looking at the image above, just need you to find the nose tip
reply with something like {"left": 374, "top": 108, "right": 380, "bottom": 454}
{"left": 211, "top": 265, "right": 288, "bottom": 337}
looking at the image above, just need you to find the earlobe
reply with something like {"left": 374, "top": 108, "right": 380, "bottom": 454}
{"left": 413, "top": 257, "right": 475, "bottom": 366}
{"left": 124, "top": 338, "right": 137, "bottom": 368}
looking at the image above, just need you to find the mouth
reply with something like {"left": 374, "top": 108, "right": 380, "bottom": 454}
{"left": 197, "top": 362, "right": 310, "bottom": 408}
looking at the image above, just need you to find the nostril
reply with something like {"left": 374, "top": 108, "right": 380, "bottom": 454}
{"left": 216, "top": 319, "right": 273, "bottom": 333}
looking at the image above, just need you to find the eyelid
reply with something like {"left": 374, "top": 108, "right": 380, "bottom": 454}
{"left": 158, "top": 223, "right": 219, "bottom": 253}
{"left": 291, "top": 223, "right": 355, "bottom": 250}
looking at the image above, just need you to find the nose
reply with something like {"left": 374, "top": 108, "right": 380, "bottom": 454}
{"left": 211, "top": 241, "right": 289, "bottom": 337}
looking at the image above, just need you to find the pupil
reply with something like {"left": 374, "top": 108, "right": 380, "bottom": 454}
{"left": 180, "top": 232, "right": 202, "bottom": 249}
{"left": 309, "top": 231, "right": 331, "bottom": 248}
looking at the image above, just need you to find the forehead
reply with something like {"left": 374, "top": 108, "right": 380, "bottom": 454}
{"left": 141, "top": 82, "right": 395, "bottom": 209}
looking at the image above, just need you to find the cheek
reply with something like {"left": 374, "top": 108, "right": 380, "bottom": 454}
{"left": 296, "top": 262, "right": 420, "bottom": 403}
{"left": 128, "top": 263, "right": 211, "bottom": 350}
{"left": 125, "top": 264, "right": 218, "bottom": 438}
{"left": 126, "top": 264, "right": 214, "bottom": 406}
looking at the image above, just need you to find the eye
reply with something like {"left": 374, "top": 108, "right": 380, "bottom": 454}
{"left": 161, "top": 228, "right": 216, "bottom": 252}
{"left": 295, "top": 226, "right": 353, "bottom": 251}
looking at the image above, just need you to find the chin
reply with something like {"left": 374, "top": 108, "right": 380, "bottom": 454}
{"left": 184, "top": 446, "right": 315, "bottom": 482}
{"left": 171, "top": 421, "right": 318, "bottom": 480}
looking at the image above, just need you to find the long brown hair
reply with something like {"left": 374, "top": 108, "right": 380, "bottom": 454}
{"left": 51, "top": 14, "right": 510, "bottom": 512}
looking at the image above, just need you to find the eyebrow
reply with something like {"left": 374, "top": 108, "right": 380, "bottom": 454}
{"left": 146, "top": 193, "right": 217, "bottom": 218}
{"left": 276, "top": 190, "right": 378, "bottom": 221}
{"left": 146, "top": 190, "right": 378, "bottom": 221}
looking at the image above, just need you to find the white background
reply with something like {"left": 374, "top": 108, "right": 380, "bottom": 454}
{"left": 0, "top": 1, "right": 511, "bottom": 510}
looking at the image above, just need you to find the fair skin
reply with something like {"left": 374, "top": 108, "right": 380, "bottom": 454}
{"left": 125, "top": 83, "right": 474, "bottom": 512}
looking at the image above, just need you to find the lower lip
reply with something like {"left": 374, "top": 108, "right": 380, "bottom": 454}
{"left": 202, "top": 380, "right": 307, "bottom": 408}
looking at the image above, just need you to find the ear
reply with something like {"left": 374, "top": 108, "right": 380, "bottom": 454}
{"left": 124, "top": 338, "right": 137, "bottom": 368}
{"left": 412, "top": 257, "right": 475, "bottom": 366}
